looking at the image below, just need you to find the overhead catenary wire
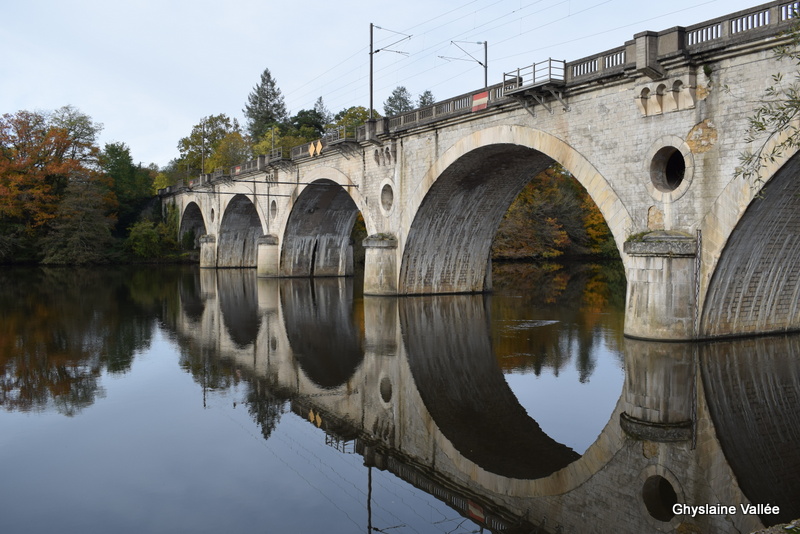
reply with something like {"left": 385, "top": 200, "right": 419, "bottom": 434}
{"left": 282, "top": 0, "right": 731, "bottom": 116}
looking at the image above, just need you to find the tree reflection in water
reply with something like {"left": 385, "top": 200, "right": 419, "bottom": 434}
{"left": 3, "top": 265, "right": 800, "bottom": 533}
{"left": 0, "top": 267, "right": 168, "bottom": 415}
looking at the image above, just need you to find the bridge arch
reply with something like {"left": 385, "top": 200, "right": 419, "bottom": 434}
{"left": 700, "top": 146, "right": 800, "bottom": 337}
{"left": 179, "top": 201, "right": 207, "bottom": 249}
{"left": 217, "top": 194, "right": 264, "bottom": 268}
{"left": 399, "top": 125, "right": 631, "bottom": 294}
{"left": 280, "top": 167, "right": 366, "bottom": 277}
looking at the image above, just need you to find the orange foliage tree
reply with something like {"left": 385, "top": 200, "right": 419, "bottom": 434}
{"left": 492, "top": 164, "right": 618, "bottom": 260}
{"left": 0, "top": 106, "right": 109, "bottom": 261}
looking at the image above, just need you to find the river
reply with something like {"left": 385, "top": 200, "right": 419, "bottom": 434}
{"left": 0, "top": 264, "right": 797, "bottom": 533}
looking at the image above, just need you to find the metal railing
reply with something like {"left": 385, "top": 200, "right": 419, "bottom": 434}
{"left": 503, "top": 59, "right": 566, "bottom": 91}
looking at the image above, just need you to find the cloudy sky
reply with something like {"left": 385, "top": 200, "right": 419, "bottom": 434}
{"left": 2, "top": 0, "right": 761, "bottom": 168}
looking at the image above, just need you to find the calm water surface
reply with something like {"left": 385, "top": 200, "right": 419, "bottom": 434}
{"left": 1, "top": 264, "right": 797, "bottom": 533}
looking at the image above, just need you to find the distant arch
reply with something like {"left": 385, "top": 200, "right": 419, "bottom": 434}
{"left": 218, "top": 194, "right": 263, "bottom": 268}
{"left": 179, "top": 201, "right": 207, "bottom": 249}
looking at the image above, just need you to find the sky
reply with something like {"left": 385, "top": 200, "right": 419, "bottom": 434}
{"left": 1, "top": 0, "right": 764, "bottom": 168}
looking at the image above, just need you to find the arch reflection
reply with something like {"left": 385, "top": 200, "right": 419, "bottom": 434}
{"left": 400, "top": 294, "right": 580, "bottom": 479}
{"left": 280, "top": 277, "right": 364, "bottom": 389}
{"left": 166, "top": 268, "right": 800, "bottom": 533}
{"left": 701, "top": 336, "right": 800, "bottom": 525}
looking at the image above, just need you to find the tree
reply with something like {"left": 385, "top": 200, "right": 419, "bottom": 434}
{"left": 204, "top": 131, "right": 252, "bottom": 172}
{"left": 333, "top": 106, "right": 376, "bottom": 132}
{"left": 289, "top": 109, "right": 327, "bottom": 138}
{"left": 153, "top": 159, "right": 186, "bottom": 191}
{"left": 0, "top": 107, "right": 103, "bottom": 260}
{"left": 418, "top": 90, "right": 436, "bottom": 107}
{"left": 243, "top": 68, "right": 288, "bottom": 140}
{"left": 732, "top": 21, "right": 800, "bottom": 186}
{"left": 40, "top": 176, "right": 116, "bottom": 264}
{"left": 383, "top": 86, "right": 413, "bottom": 116}
{"left": 177, "top": 114, "right": 242, "bottom": 175}
{"left": 101, "top": 142, "right": 154, "bottom": 235}
{"left": 50, "top": 105, "right": 103, "bottom": 164}
{"left": 313, "top": 96, "right": 332, "bottom": 126}
{"left": 492, "top": 165, "right": 617, "bottom": 260}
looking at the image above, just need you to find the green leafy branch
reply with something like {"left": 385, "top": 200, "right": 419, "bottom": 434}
{"left": 735, "top": 20, "right": 800, "bottom": 190}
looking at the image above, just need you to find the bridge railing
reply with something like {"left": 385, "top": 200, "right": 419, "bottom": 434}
{"left": 375, "top": 83, "right": 508, "bottom": 135}
{"left": 566, "top": 0, "right": 796, "bottom": 82}
{"left": 503, "top": 59, "right": 566, "bottom": 91}
{"left": 230, "top": 155, "right": 266, "bottom": 177}
{"left": 567, "top": 46, "right": 628, "bottom": 82}
{"left": 290, "top": 126, "right": 358, "bottom": 160}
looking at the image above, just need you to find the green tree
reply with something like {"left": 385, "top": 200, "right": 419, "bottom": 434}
{"left": 101, "top": 142, "right": 154, "bottom": 236}
{"left": 252, "top": 129, "right": 309, "bottom": 160}
{"left": 243, "top": 68, "right": 288, "bottom": 140}
{"left": 313, "top": 96, "right": 332, "bottom": 126}
{"left": 50, "top": 105, "right": 103, "bottom": 164}
{"left": 418, "top": 90, "right": 435, "bottom": 107}
{"left": 177, "top": 114, "right": 241, "bottom": 175}
{"left": 288, "top": 109, "right": 327, "bottom": 138}
{"left": 154, "top": 158, "right": 187, "bottom": 190}
{"left": 383, "top": 86, "right": 413, "bottom": 116}
{"left": 205, "top": 131, "right": 252, "bottom": 172}
{"left": 333, "top": 106, "right": 376, "bottom": 132}
{"left": 40, "top": 176, "right": 116, "bottom": 264}
{"left": 126, "top": 220, "right": 161, "bottom": 258}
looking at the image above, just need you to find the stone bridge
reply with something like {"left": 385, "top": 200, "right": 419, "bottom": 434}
{"left": 161, "top": 0, "right": 800, "bottom": 340}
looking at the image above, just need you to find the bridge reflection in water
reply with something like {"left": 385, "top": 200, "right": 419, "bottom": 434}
{"left": 171, "top": 268, "right": 799, "bottom": 534}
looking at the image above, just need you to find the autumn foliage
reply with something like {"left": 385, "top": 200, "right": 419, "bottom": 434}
{"left": 0, "top": 107, "right": 162, "bottom": 264}
{"left": 492, "top": 165, "right": 617, "bottom": 260}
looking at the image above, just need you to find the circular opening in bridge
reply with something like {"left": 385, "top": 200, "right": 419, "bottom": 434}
{"left": 270, "top": 200, "right": 277, "bottom": 221}
{"left": 381, "top": 184, "right": 394, "bottom": 212}
{"left": 379, "top": 377, "right": 392, "bottom": 403}
{"left": 642, "top": 475, "right": 678, "bottom": 522}
{"left": 210, "top": 208, "right": 215, "bottom": 223}
{"left": 650, "top": 147, "right": 685, "bottom": 192}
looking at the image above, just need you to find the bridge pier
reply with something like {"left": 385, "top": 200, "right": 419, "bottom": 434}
{"left": 363, "top": 234, "right": 398, "bottom": 295}
{"left": 623, "top": 232, "right": 697, "bottom": 341}
{"left": 199, "top": 234, "right": 217, "bottom": 268}
{"left": 256, "top": 235, "right": 280, "bottom": 277}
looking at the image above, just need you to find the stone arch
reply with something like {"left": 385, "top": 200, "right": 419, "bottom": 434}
{"left": 399, "top": 125, "right": 631, "bottom": 294}
{"left": 700, "top": 149, "right": 800, "bottom": 337}
{"left": 179, "top": 201, "right": 207, "bottom": 249}
{"left": 281, "top": 175, "right": 363, "bottom": 277}
{"left": 218, "top": 194, "right": 264, "bottom": 268}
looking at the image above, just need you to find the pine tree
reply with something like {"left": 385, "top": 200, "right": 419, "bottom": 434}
{"left": 313, "top": 96, "right": 332, "bottom": 126}
{"left": 418, "top": 90, "right": 435, "bottom": 107}
{"left": 383, "top": 86, "right": 413, "bottom": 116}
{"left": 243, "top": 68, "right": 288, "bottom": 140}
